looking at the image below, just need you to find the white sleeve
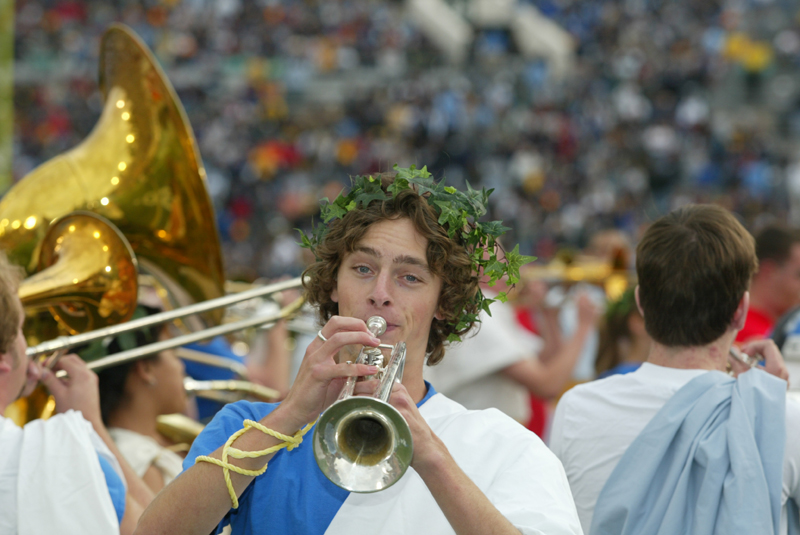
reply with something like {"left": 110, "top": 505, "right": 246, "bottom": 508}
{"left": 488, "top": 424, "right": 583, "bottom": 535}
{"left": 548, "top": 395, "right": 567, "bottom": 458}
{"left": 431, "top": 303, "right": 543, "bottom": 392}
{"left": 785, "top": 398, "right": 800, "bottom": 506}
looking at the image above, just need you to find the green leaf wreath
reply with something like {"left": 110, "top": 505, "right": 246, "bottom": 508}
{"left": 299, "top": 165, "right": 536, "bottom": 342}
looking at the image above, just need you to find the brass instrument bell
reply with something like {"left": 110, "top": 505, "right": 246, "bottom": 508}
{"left": 20, "top": 212, "right": 138, "bottom": 335}
{"left": 313, "top": 316, "right": 412, "bottom": 493}
{"left": 0, "top": 23, "right": 225, "bottom": 326}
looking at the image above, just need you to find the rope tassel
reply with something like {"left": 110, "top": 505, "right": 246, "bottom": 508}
{"left": 196, "top": 419, "right": 315, "bottom": 508}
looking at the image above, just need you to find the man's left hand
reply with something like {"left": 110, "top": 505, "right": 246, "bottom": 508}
{"left": 351, "top": 380, "right": 447, "bottom": 473}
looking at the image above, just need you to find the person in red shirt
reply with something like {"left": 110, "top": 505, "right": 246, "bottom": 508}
{"left": 737, "top": 226, "right": 800, "bottom": 342}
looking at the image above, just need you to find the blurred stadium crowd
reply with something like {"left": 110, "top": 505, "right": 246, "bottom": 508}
{"left": 11, "top": 0, "right": 800, "bottom": 278}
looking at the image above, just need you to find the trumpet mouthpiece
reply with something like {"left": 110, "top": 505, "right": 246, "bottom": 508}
{"left": 366, "top": 316, "right": 387, "bottom": 337}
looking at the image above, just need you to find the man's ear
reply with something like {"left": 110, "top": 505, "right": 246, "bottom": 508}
{"left": 634, "top": 285, "right": 644, "bottom": 318}
{"left": 732, "top": 291, "right": 750, "bottom": 332}
{"left": 0, "top": 352, "right": 12, "bottom": 374}
{"left": 133, "top": 359, "right": 156, "bottom": 384}
{"left": 757, "top": 260, "right": 776, "bottom": 278}
{"left": 434, "top": 306, "right": 444, "bottom": 321}
{"left": 331, "top": 284, "right": 339, "bottom": 304}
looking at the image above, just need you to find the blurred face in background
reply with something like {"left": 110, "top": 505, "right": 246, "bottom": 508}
{"left": 145, "top": 330, "right": 188, "bottom": 416}
{"left": 2, "top": 315, "right": 41, "bottom": 409}
{"left": 769, "top": 243, "right": 800, "bottom": 317}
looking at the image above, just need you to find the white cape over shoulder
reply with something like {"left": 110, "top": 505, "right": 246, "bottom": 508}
{"left": 0, "top": 410, "right": 125, "bottom": 535}
{"left": 324, "top": 393, "right": 583, "bottom": 535}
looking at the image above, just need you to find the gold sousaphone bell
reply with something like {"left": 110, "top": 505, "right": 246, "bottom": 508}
{"left": 0, "top": 23, "right": 225, "bottom": 328}
{"left": 313, "top": 316, "right": 412, "bottom": 493}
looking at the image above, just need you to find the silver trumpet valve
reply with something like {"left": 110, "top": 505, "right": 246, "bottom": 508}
{"left": 313, "top": 315, "right": 411, "bottom": 493}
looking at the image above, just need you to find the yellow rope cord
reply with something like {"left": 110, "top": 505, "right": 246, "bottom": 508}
{"left": 196, "top": 419, "right": 315, "bottom": 509}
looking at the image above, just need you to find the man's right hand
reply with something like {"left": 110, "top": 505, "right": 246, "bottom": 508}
{"left": 737, "top": 339, "right": 790, "bottom": 383}
{"left": 277, "top": 315, "right": 380, "bottom": 429}
{"left": 40, "top": 354, "right": 104, "bottom": 428}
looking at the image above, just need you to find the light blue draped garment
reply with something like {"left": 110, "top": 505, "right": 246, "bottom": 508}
{"left": 590, "top": 368, "right": 787, "bottom": 535}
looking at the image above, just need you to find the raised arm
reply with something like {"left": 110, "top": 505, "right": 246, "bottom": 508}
{"left": 134, "top": 316, "right": 381, "bottom": 535}
{"left": 40, "top": 355, "right": 155, "bottom": 535}
{"left": 502, "top": 292, "right": 599, "bottom": 398}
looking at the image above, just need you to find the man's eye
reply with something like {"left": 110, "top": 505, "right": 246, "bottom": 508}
{"left": 404, "top": 274, "right": 419, "bottom": 283}
{"left": 356, "top": 266, "right": 371, "bottom": 274}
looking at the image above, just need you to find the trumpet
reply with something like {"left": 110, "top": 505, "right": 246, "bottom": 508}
{"left": 728, "top": 346, "right": 761, "bottom": 370}
{"left": 313, "top": 316, "right": 412, "bottom": 493}
{"left": 521, "top": 257, "right": 635, "bottom": 302}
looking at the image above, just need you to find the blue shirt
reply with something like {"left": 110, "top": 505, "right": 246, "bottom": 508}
{"left": 596, "top": 362, "right": 642, "bottom": 380}
{"left": 184, "top": 383, "right": 437, "bottom": 534}
{"left": 97, "top": 454, "right": 126, "bottom": 523}
{"left": 182, "top": 336, "right": 246, "bottom": 421}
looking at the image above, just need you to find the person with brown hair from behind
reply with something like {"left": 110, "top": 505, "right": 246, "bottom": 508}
{"left": 550, "top": 204, "right": 798, "bottom": 535}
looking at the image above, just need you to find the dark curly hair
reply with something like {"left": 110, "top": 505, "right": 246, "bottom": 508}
{"left": 302, "top": 173, "right": 479, "bottom": 365}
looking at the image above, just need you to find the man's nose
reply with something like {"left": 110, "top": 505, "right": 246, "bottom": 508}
{"left": 368, "top": 272, "right": 393, "bottom": 307}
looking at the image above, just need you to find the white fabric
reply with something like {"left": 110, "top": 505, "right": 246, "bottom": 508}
{"left": 326, "top": 392, "right": 583, "bottom": 535}
{"left": 555, "top": 285, "right": 603, "bottom": 381}
{"left": 424, "top": 299, "right": 543, "bottom": 422}
{"left": 109, "top": 427, "right": 183, "bottom": 486}
{"left": 0, "top": 410, "right": 125, "bottom": 535}
{"left": 549, "top": 363, "right": 800, "bottom": 535}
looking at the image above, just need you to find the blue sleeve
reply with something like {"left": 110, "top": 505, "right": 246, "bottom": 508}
{"left": 183, "top": 400, "right": 279, "bottom": 472}
{"left": 97, "top": 454, "right": 126, "bottom": 524}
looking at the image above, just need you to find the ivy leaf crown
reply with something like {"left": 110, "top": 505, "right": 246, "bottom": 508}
{"left": 298, "top": 164, "right": 536, "bottom": 342}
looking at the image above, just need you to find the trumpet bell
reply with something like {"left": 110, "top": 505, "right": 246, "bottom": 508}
{"left": 313, "top": 396, "right": 413, "bottom": 493}
{"left": 20, "top": 212, "right": 138, "bottom": 335}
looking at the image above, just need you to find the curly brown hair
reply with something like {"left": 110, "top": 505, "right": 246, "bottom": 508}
{"left": 0, "top": 251, "right": 24, "bottom": 356}
{"left": 303, "top": 173, "right": 479, "bottom": 365}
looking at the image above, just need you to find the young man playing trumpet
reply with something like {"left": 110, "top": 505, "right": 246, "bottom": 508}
{"left": 136, "top": 168, "right": 582, "bottom": 534}
{"left": 549, "top": 204, "right": 800, "bottom": 535}
{"left": 0, "top": 252, "right": 154, "bottom": 534}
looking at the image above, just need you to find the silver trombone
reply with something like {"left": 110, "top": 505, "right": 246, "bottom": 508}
{"left": 313, "top": 316, "right": 412, "bottom": 493}
{"left": 24, "top": 277, "right": 304, "bottom": 374}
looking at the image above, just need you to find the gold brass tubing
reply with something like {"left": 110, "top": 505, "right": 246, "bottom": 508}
{"left": 156, "top": 413, "right": 205, "bottom": 445}
{"left": 183, "top": 378, "right": 279, "bottom": 402}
